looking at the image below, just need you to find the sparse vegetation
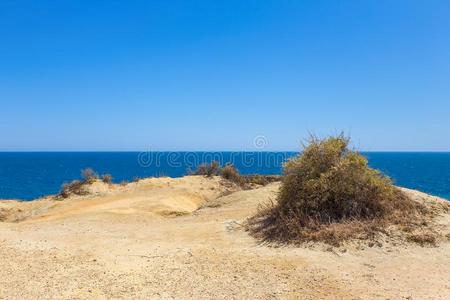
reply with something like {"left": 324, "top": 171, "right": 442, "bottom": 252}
{"left": 192, "top": 161, "right": 221, "bottom": 177}
{"left": 407, "top": 232, "right": 437, "bottom": 246}
{"left": 59, "top": 180, "right": 87, "bottom": 198}
{"left": 82, "top": 168, "right": 98, "bottom": 184}
{"left": 101, "top": 174, "right": 113, "bottom": 184}
{"left": 247, "top": 135, "right": 434, "bottom": 246}
{"left": 58, "top": 168, "right": 109, "bottom": 198}
{"left": 246, "top": 174, "right": 280, "bottom": 186}
{"left": 191, "top": 161, "right": 280, "bottom": 188}
{"left": 220, "top": 163, "right": 246, "bottom": 186}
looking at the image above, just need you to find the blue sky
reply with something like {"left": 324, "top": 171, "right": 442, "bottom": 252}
{"left": 1, "top": 0, "right": 449, "bottom": 151}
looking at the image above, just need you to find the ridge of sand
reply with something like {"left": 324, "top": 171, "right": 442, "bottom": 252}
{"left": 0, "top": 176, "right": 449, "bottom": 299}
{"left": 0, "top": 176, "right": 235, "bottom": 223}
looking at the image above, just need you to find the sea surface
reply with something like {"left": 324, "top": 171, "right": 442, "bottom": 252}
{"left": 0, "top": 152, "right": 449, "bottom": 201}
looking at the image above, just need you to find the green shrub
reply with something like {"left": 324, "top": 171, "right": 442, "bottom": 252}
{"left": 248, "top": 135, "right": 428, "bottom": 246}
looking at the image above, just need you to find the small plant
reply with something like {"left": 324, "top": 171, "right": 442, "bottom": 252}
{"left": 58, "top": 168, "right": 103, "bottom": 198}
{"left": 191, "top": 162, "right": 279, "bottom": 188}
{"left": 192, "top": 161, "right": 221, "bottom": 177}
{"left": 101, "top": 174, "right": 113, "bottom": 184}
{"left": 81, "top": 168, "right": 98, "bottom": 184}
{"left": 59, "top": 180, "right": 87, "bottom": 198}
{"left": 220, "top": 164, "right": 245, "bottom": 186}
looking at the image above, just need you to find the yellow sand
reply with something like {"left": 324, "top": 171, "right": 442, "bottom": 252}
{"left": 0, "top": 176, "right": 449, "bottom": 299}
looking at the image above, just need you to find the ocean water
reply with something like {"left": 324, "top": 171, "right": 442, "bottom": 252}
{"left": 0, "top": 152, "right": 449, "bottom": 201}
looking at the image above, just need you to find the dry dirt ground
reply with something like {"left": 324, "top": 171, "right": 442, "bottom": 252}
{"left": 0, "top": 176, "right": 449, "bottom": 299}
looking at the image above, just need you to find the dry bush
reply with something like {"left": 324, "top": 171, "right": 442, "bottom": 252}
{"left": 192, "top": 162, "right": 280, "bottom": 188}
{"left": 58, "top": 168, "right": 104, "bottom": 198}
{"left": 247, "top": 135, "right": 432, "bottom": 246}
{"left": 59, "top": 180, "right": 87, "bottom": 198}
{"left": 81, "top": 168, "right": 98, "bottom": 184}
{"left": 220, "top": 164, "right": 246, "bottom": 186}
{"left": 101, "top": 174, "right": 113, "bottom": 184}
{"left": 192, "top": 161, "right": 221, "bottom": 177}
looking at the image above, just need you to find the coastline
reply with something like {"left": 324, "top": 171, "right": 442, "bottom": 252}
{"left": 2, "top": 151, "right": 450, "bottom": 201}
{"left": 0, "top": 175, "right": 449, "bottom": 298}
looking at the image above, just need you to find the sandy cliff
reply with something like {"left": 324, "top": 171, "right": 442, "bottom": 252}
{"left": 0, "top": 176, "right": 449, "bottom": 299}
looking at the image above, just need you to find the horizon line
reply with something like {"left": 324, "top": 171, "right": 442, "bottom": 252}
{"left": 1, "top": 150, "right": 450, "bottom": 153}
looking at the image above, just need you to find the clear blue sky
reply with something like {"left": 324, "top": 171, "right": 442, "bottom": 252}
{"left": 1, "top": 0, "right": 449, "bottom": 151}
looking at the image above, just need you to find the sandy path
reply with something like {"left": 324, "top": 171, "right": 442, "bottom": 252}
{"left": 0, "top": 177, "right": 449, "bottom": 299}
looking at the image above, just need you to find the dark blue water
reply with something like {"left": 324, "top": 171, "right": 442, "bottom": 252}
{"left": 0, "top": 152, "right": 449, "bottom": 201}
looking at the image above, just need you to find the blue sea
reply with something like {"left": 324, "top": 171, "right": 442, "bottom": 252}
{"left": 0, "top": 152, "right": 449, "bottom": 201}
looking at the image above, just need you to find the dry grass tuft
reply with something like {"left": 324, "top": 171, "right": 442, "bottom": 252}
{"left": 247, "top": 135, "right": 435, "bottom": 247}
{"left": 246, "top": 174, "right": 280, "bottom": 186}
{"left": 407, "top": 233, "right": 437, "bottom": 246}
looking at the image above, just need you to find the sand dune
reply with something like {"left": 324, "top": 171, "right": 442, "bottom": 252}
{"left": 0, "top": 176, "right": 449, "bottom": 299}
